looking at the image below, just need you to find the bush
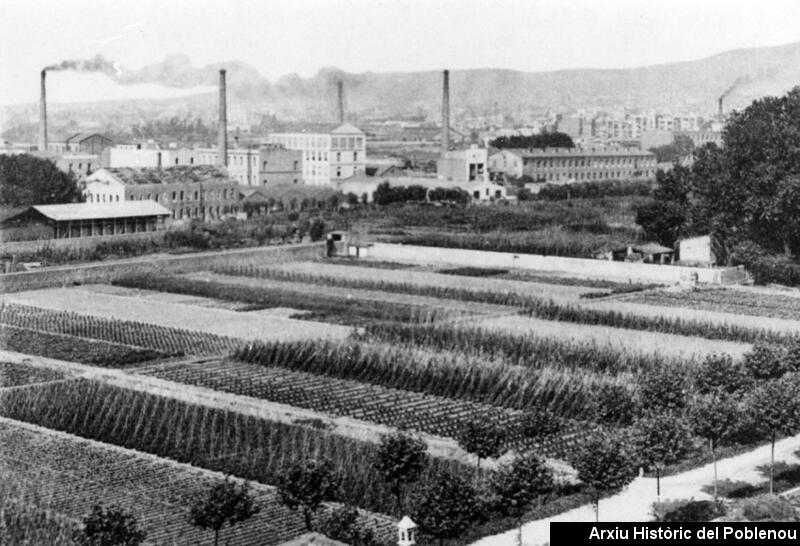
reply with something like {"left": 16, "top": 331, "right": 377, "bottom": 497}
{"left": 319, "top": 505, "right": 377, "bottom": 546}
{"left": 741, "top": 495, "right": 798, "bottom": 521}
{"left": 701, "top": 479, "right": 761, "bottom": 499}
{"left": 653, "top": 498, "right": 725, "bottom": 522}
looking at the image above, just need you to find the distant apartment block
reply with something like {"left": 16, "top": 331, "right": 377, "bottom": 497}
{"left": 489, "top": 147, "right": 657, "bottom": 183}
{"left": 267, "top": 123, "right": 366, "bottom": 186}
{"left": 84, "top": 165, "right": 241, "bottom": 221}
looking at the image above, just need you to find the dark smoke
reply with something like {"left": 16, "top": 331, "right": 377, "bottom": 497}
{"left": 44, "top": 54, "right": 120, "bottom": 76}
{"left": 719, "top": 76, "right": 751, "bottom": 100}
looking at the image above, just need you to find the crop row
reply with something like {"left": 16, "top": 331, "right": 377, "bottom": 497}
{"left": 143, "top": 359, "right": 584, "bottom": 458}
{"left": 623, "top": 288, "right": 800, "bottom": 321}
{"left": 359, "top": 321, "right": 675, "bottom": 375}
{"left": 0, "top": 324, "right": 167, "bottom": 367}
{"left": 0, "top": 303, "right": 241, "bottom": 356}
{"left": 114, "top": 274, "right": 449, "bottom": 326}
{"left": 0, "top": 379, "right": 476, "bottom": 519}
{"left": 0, "top": 360, "right": 65, "bottom": 388}
{"left": 233, "top": 339, "right": 629, "bottom": 420}
{"left": 0, "top": 418, "right": 347, "bottom": 546}
{"left": 214, "top": 263, "right": 791, "bottom": 344}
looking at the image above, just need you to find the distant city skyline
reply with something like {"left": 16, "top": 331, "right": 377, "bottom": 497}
{"left": 2, "top": 0, "right": 799, "bottom": 105}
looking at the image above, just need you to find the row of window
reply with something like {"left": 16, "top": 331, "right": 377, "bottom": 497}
{"left": 172, "top": 205, "right": 238, "bottom": 220}
{"left": 526, "top": 157, "right": 654, "bottom": 168}
{"left": 128, "top": 188, "right": 237, "bottom": 202}
{"left": 533, "top": 170, "right": 655, "bottom": 182}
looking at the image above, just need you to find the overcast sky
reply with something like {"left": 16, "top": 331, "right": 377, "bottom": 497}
{"left": 1, "top": 0, "right": 799, "bottom": 105}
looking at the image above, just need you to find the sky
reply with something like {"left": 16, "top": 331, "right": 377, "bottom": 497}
{"left": 1, "top": 0, "right": 799, "bottom": 105}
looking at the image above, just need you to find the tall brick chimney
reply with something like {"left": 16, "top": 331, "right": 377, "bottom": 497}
{"left": 441, "top": 70, "right": 450, "bottom": 157}
{"left": 218, "top": 69, "right": 228, "bottom": 166}
{"left": 337, "top": 80, "right": 345, "bottom": 123}
{"left": 39, "top": 70, "right": 48, "bottom": 153}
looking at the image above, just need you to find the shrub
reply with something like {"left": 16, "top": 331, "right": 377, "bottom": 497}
{"left": 701, "top": 479, "right": 761, "bottom": 499}
{"left": 743, "top": 342, "right": 789, "bottom": 380}
{"left": 741, "top": 495, "right": 798, "bottom": 521}
{"left": 653, "top": 499, "right": 725, "bottom": 522}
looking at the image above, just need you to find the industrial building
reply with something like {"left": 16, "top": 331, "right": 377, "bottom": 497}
{"left": 84, "top": 165, "right": 241, "bottom": 221}
{"left": 488, "top": 147, "right": 657, "bottom": 182}
{"left": 267, "top": 123, "right": 366, "bottom": 186}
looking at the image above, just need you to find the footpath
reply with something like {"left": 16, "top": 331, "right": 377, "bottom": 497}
{"left": 471, "top": 432, "right": 800, "bottom": 546}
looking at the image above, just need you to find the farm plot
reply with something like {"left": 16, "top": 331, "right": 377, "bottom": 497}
{"left": 0, "top": 324, "right": 168, "bottom": 366}
{"left": 585, "top": 293, "right": 800, "bottom": 337}
{"left": 0, "top": 378, "right": 476, "bottom": 519}
{"left": 0, "top": 360, "right": 64, "bottom": 388}
{"left": 621, "top": 287, "right": 800, "bottom": 321}
{"left": 0, "top": 302, "right": 239, "bottom": 356}
{"left": 473, "top": 314, "right": 752, "bottom": 360}
{"left": 0, "top": 418, "right": 327, "bottom": 546}
{"left": 4, "top": 285, "right": 352, "bottom": 343}
{"left": 141, "top": 359, "right": 583, "bottom": 458}
{"left": 218, "top": 260, "right": 599, "bottom": 302}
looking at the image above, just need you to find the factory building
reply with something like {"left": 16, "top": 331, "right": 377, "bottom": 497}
{"left": 84, "top": 165, "right": 241, "bottom": 221}
{"left": 488, "top": 147, "right": 657, "bottom": 183}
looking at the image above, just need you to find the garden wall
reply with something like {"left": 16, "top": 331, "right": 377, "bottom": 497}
{"left": 0, "top": 242, "right": 323, "bottom": 293}
{"left": 363, "top": 243, "right": 748, "bottom": 285}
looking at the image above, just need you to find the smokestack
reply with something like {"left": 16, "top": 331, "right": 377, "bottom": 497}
{"left": 718, "top": 96, "right": 724, "bottom": 118}
{"left": 337, "top": 81, "right": 345, "bottom": 123}
{"left": 218, "top": 69, "right": 228, "bottom": 167}
{"left": 442, "top": 70, "right": 450, "bottom": 156}
{"left": 39, "top": 70, "right": 47, "bottom": 153}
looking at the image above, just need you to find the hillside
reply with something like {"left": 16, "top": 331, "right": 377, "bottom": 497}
{"left": 4, "top": 41, "right": 800, "bottom": 130}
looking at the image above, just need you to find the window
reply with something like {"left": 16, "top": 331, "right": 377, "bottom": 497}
{"left": 172, "top": 192, "right": 176, "bottom": 200}
{"left": 175, "top": 158, "right": 179, "bottom": 165}
{"left": 190, "top": 157, "right": 194, "bottom": 164}
{"left": 293, "top": 160, "right": 298, "bottom": 170}
{"left": 336, "top": 168, "right": 341, "bottom": 178}
{"left": 116, "top": 195, "right": 119, "bottom": 202}
{"left": 336, "top": 152, "right": 341, "bottom": 162}
{"left": 194, "top": 191, "right": 198, "bottom": 200}
{"left": 263, "top": 161, "right": 268, "bottom": 170}
{"left": 180, "top": 191, "right": 184, "bottom": 201}
{"left": 353, "top": 152, "right": 358, "bottom": 162}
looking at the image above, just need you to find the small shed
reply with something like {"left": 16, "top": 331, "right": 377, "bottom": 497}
{"left": 610, "top": 243, "right": 674, "bottom": 264}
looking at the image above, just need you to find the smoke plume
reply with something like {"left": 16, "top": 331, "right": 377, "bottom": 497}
{"left": 720, "top": 76, "right": 751, "bottom": 100}
{"left": 44, "top": 54, "right": 122, "bottom": 77}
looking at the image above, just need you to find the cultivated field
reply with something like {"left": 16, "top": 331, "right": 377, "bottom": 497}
{"left": 3, "top": 286, "right": 353, "bottom": 342}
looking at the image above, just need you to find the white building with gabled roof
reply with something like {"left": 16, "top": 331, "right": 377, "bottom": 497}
{"left": 267, "top": 123, "right": 366, "bottom": 186}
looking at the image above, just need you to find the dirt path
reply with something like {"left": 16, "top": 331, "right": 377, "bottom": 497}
{"left": 470, "top": 433, "right": 800, "bottom": 546}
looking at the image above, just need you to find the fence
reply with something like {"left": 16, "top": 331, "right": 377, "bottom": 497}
{"left": 361, "top": 243, "right": 748, "bottom": 285}
{"left": 0, "top": 231, "right": 167, "bottom": 256}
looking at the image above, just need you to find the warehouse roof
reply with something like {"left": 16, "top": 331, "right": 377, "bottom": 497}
{"left": 31, "top": 201, "right": 171, "bottom": 222}
{"left": 99, "top": 165, "right": 233, "bottom": 186}
{"left": 494, "top": 147, "right": 655, "bottom": 158}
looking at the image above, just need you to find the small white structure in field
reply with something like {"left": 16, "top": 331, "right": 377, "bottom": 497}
{"left": 397, "top": 516, "right": 418, "bottom": 546}
{"left": 678, "top": 235, "right": 716, "bottom": 266}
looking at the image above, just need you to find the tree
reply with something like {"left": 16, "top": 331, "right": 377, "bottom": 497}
{"left": 570, "top": 432, "right": 637, "bottom": 522}
{"left": 746, "top": 377, "right": 800, "bottom": 494}
{"left": 743, "top": 342, "right": 790, "bottom": 380}
{"left": 308, "top": 218, "right": 326, "bottom": 241}
{"left": 0, "top": 154, "right": 81, "bottom": 207}
{"left": 589, "top": 384, "right": 636, "bottom": 426}
{"left": 320, "top": 505, "right": 377, "bottom": 546}
{"left": 634, "top": 200, "right": 687, "bottom": 247}
{"left": 373, "top": 431, "right": 428, "bottom": 515}
{"left": 189, "top": 478, "right": 261, "bottom": 546}
{"left": 694, "top": 353, "right": 753, "bottom": 395}
{"left": 491, "top": 452, "right": 554, "bottom": 546}
{"left": 688, "top": 87, "right": 800, "bottom": 258}
{"left": 77, "top": 504, "right": 146, "bottom": 546}
{"left": 635, "top": 365, "right": 689, "bottom": 415}
{"left": 457, "top": 419, "right": 507, "bottom": 473}
{"left": 689, "top": 393, "right": 742, "bottom": 500}
{"left": 632, "top": 414, "right": 694, "bottom": 498}
{"left": 277, "top": 458, "right": 341, "bottom": 531}
{"left": 412, "top": 469, "right": 479, "bottom": 546}
{"left": 648, "top": 134, "right": 695, "bottom": 164}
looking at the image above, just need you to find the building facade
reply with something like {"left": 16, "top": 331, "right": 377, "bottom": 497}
{"left": 268, "top": 123, "right": 366, "bottom": 186}
{"left": 84, "top": 166, "right": 241, "bottom": 221}
{"left": 489, "top": 147, "right": 657, "bottom": 183}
